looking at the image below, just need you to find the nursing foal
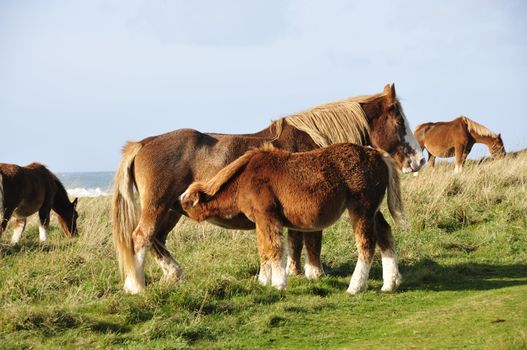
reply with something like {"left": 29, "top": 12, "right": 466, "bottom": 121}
{"left": 180, "top": 143, "right": 404, "bottom": 294}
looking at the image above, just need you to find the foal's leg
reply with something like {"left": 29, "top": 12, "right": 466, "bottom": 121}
{"left": 11, "top": 218, "right": 26, "bottom": 244}
{"left": 287, "top": 230, "right": 325, "bottom": 279}
{"left": 375, "top": 212, "right": 401, "bottom": 292}
{"left": 256, "top": 219, "right": 287, "bottom": 291}
{"left": 347, "top": 208, "right": 376, "bottom": 294}
{"left": 151, "top": 210, "right": 184, "bottom": 283}
{"left": 286, "top": 230, "right": 303, "bottom": 276}
{"left": 303, "top": 231, "right": 325, "bottom": 279}
{"left": 38, "top": 207, "right": 51, "bottom": 242}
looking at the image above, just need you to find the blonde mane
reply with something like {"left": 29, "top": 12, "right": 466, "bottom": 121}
{"left": 461, "top": 116, "right": 498, "bottom": 138}
{"left": 270, "top": 93, "right": 388, "bottom": 147}
{"left": 187, "top": 144, "right": 280, "bottom": 197}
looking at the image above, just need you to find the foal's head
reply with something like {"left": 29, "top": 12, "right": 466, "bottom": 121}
{"left": 490, "top": 134, "right": 506, "bottom": 158}
{"left": 369, "top": 84, "right": 425, "bottom": 173}
{"left": 180, "top": 188, "right": 209, "bottom": 222}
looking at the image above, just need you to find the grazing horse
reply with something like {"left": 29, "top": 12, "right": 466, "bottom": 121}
{"left": 181, "top": 143, "right": 404, "bottom": 294}
{"left": 0, "top": 163, "right": 79, "bottom": 243}
{"left": 113, "top": 83, "right": 424, "bottom": 294}
{"left": 414, "top": 116, "right": 505, "bottom": 173}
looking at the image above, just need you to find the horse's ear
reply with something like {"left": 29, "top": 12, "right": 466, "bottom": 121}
{"left": 72, "top": 198, "right": 78, "bottom": 207}
{"left": 383, "top": 83, "right": 396, "bottom": 100}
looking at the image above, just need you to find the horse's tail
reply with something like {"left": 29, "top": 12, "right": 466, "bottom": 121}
{"left": 112, "top": 141, "right": 143, "bottom": 285}
{"left": 381, "top": 154, "right": 405, "bottom": 225}
{"left": 186, "top": 146, "right": 269, "bottom": 197}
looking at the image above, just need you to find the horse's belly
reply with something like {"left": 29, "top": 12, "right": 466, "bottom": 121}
{"left": 283, "top": 202, "right": 346, "bottom": 232}
{"left": 427, "top": 144, "right": 455, "bottom": 158}
{"left": 12, "top": 199, "right": 42, "bottom": 219}
{"left": 206, "top": 214, "right": 256, "bottom": 230}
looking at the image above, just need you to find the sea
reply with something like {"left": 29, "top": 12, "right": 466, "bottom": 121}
{"left": 57, "top": 171, "right": 114, "bottom": 197}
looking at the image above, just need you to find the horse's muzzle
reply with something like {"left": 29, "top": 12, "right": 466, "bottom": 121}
{"left": 403, "top": 153, "right": 426, "bottom": 173}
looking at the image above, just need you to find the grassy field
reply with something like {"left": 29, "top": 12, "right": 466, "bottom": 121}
{"left": 1, "top": 153, "right": 526, "bottom": 349}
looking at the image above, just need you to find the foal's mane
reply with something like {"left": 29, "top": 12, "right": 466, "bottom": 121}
{"left": 461, "top": 116, "right": 498, "bottom": 138}
{"left": 187, "top": 144, "right": 280, "bottom": 197}
{"left": 270, "top": 93, "right": 389, "bottom": 147}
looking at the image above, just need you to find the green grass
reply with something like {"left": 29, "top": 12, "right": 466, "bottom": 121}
{"left": 1, "top": 154, "right": 526, "bottom": 349}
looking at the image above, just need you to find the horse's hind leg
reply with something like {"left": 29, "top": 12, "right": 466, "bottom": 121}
{"left": 123, "top": 214, "right": 161, "bottom": 294}
{"left": 151, "top": 210, "right": 184, "bottom": 283}
{"left": 1, "top": 207, "right": 13, "bottom": 240}
{"left": 11, "top": 218, "right": 26, "bottom": 244}
{"left": 347, "top": 207, "right": 376, "bottom": 295}
{"left": 38, "top": 207, "right": 51, "bottom": 242}
{"left": 375, "top": 211, "right": 401, "bottom": 292}
{"left": 303, "top": 231, "right": 325, "bottom": 279}
{"left": 256, "top": 218, "right": 287, "bottom": 290}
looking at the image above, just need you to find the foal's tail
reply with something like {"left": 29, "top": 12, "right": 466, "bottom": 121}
{"left": 381, "top": 155, "right": 405, "bottom": 225}
{"left": 112, "top": 142, "right": 143, "bottom": 285}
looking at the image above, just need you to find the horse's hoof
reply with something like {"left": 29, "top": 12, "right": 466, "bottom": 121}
{"left": 123, "top": 276, "right": 145, "bottom": 294}
{"left": 304, "top": 263, "right": 325, "bottom": 280}
{"left": 286, "top": 257, "right": 303, "bottom": 276}
{"left": 381, "top": 273, "right": 402, "bottom": 292}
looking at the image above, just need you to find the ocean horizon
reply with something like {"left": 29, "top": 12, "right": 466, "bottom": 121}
{"left": 57, "top": 171, "right": 114, "bottom": 197}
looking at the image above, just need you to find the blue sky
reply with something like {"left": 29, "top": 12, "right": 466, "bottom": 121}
{"left": 1, "top": 0, "right": 526, "bottom": 172}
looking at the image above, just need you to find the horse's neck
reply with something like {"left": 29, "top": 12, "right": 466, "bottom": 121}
{"left": 470, "top": 132, "right": 496, "bottom": 148}
{"left": 52, "top": 189, "right": 72, "bottom": 221}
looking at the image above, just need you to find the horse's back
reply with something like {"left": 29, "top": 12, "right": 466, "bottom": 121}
{"left": 0, "top": 162, "right": 55, "bottom": 217}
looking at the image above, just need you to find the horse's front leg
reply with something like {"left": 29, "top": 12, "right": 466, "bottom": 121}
{"left": 11, "top": 218, "right": 26, "bottom": 244}
{"left": 286, "top": 230, "right": 303, "bottom": 276}
{"left": 303, "top": 231, "right": 325, "bottom": 279}
{"left": 256, "top": 220, "right": 287, "bottom": 291}
{"left": 38, "top": 207, "right": 51, "bottom": 242}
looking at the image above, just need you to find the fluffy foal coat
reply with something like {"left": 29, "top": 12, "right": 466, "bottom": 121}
{"left": 181, "top": 143, "right": 404, "bottom": 294}
{"left": 0, "top": 163, "right": 78, "bottom": 243}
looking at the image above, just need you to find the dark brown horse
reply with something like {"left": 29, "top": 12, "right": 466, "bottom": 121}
{"left": 181, "top": 143, "right": 404, "bottom": 293}
{"left": 414, "top": 116, "right": 505, "bottom": 173}
{"left": 0, "top": 163, "right": 79, "bottom": 243}
{"left": 113, "top": 84, "right": 424, "bottom": 294}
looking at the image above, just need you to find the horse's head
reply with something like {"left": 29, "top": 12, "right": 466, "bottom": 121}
{"left": 58, "top": 197, "right": 79, "bottom": 237}
{"left": 490, "top": 133, "right": 506, "bottom": 158}
{"left": 369, "top": 84, "right": 425, "bottom": 173}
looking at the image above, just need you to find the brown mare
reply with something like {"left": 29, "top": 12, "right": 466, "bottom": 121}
{"left": 113, "top": 84, "right": 424, "bottom": 294}
{"left": 414, "top": 116, "right": 505, "bottom": 173}
{"left": 0, "top": 163, "right": 79, "bottom": 243}
{"left": 181, "top": 143, "right": 404, "bottom": 293}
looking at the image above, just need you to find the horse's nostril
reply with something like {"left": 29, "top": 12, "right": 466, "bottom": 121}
{"left": 420, "top": 158, "right": 426, "bottom": 166}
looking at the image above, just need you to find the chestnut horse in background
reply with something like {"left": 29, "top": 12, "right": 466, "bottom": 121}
{"left": 181, "top": 143, "right": 404, "bottom": 294}
{"left": 113, "top": 83, "right": 424, "bottom": 294}
{"left": 414, "top": 116, "right": 505, "bottom": 173}
{"left": 0, "top": 163, "right": 79, "bottom": 243}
